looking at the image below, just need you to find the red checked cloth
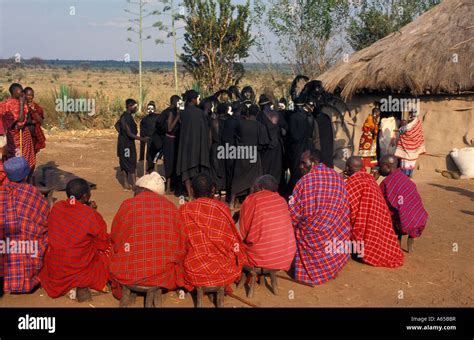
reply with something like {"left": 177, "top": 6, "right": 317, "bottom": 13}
{"left": 346, "top": 171, "right": 403, "bottom": 268}
{"left": 110, "top": 192, "right": 188, "bottom": 298}
{"left": 179, "top": 198, "right": 246, "bottom": 289}
{"left": 0, "top": 182, "right": 49, "bottom": 293}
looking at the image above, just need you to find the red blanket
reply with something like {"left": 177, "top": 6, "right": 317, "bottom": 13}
{"left": 240, "top": 190, "right": 296, "bottom": 270}
{"left": 346, "top": 171, "right": 403, "bottom": 268}
{"left": 179, "top": 198, "right": 245, "bottom": 288}
{"left": 110, "top": 192, "right": 187, "bottom": 298}
{"left": 1, "top": 99, "right": 36, "bottom": 169}
{"left": 0, "top": 182, "right": 49, "bottom": 293}
{"left": 27, "top": 102, "right": 46, "bottom": 153}
{"left": 39, "top": 200, "right": 111, "bottom": 298}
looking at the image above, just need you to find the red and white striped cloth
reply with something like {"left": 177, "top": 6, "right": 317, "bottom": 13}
{"left": 395, "top": 118, "right": 425, "bottom": 161}
{"left": 240, "top": 190, "right": 296, "bottom": 271}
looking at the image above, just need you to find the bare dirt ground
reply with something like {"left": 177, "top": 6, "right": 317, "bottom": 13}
{"left": 1, "top": 130, "right": 472, "bottom": 308}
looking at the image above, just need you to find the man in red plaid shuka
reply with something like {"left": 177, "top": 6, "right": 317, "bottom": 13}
{"left": 289, "top": 149, "right": 351, "bottom": 285}
{"left": 344, "top": 157, "right": 403, "bottom": 268}
{"left": 110, "top": 172, "right": 188, "bottom": 299}
{"left": 39, "top": 178, "right": 112, "bottom": 302}
{"left": 0, "top": 157, "right": 48, "bottom": 293}
{"left": 180, "top": 173, "right": 246, "bottom": 289}
{"left": 239, "top": 175, "right": 296, "bottom": 271}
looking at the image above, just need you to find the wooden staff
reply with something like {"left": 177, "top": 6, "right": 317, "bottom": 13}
{"left": 226, "top": 292, "right": 259, "bottom": 308}
{"left": 143, "top": 141, "right": 147, "bottom": 176}
{"left": 276, "top": 274, "right": 314, "bottom": 288}
{"left": 19, "top": 128, "right": 23, "bottom": 156}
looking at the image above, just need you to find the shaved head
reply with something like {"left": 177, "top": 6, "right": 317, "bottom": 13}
{"left": 379, "top": 154, "right": 399, "bottom": 176}
{"left": 252, "top": 175, "right": 278, "bottom": 193}
{"left": 346, "top": 156, "right": 363, "bottom": 176}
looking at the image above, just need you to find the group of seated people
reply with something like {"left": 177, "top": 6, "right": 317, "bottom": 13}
{"left": 0, "top": 149, "right": 428, "bottom": 304}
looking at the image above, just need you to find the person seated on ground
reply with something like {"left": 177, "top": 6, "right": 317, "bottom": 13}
{"left": 378, "top": 155, "right": 428, "bottom": 253}
{"left": 344, "top": 156, "right": 403, "bottom": 267}
{"left": 0, "top": 157, "right": 48, "bottom": 293}
{"left": 288, "top": 148, "right": 351, "bottom": 285}
{"left": 110, "top": 172, "right": 188, "bottom": 300}
{"left": 39, "top": 178, "right": 112, "bottom": 302}
{"left": 238, "top": 175, "right": 296, "bottom": 271}
{"left": 179, "top": 173, "right": 246, "bottom": 289}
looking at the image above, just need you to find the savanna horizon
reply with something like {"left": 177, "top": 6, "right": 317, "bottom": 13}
{"left": 0, "top": 62, "right": 293, "bottom": 130}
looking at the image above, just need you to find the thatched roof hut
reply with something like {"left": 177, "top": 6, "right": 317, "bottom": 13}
{"left": 319, "top": 0, "right": 473, "bottom": 174}
{"left": 319, "top": 0, "right": 473, "bottom": 99}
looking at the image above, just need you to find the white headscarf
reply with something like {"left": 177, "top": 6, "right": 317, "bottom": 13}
{"left": 135, "top": 172, "right": 166, "bottom": 195}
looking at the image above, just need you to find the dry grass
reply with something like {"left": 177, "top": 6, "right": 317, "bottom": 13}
{"left": 0, "top": 66, "right": 293, "bottom": 129}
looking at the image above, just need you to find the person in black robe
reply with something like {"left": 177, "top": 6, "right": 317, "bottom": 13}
{"left": 209, "top": 103, "right": 229, "bottom": 197}
{"left": 221, "top": 101, "right": 242, "bottom": 202}
{"left": 257, "top": 94, "right": 287, "bottom": 184}
{"left": 160, "top": 95, "right": 181, "bottom": 193}
{"left": 277, "top": 97, "right": 292, "bottom": 195}
{"left": 176, "top": 90, "right": 210, "bottom": 198}
{"left": 115, "top": 98, "right": 149, "bottom": 190}
{"left": 314, "top": 108, "right": 334, "bottom": 168}
{"left": 230, "top": 104, "right": 269, "bottom": 208}
{"left": 287, "top": 102, "right": 316, "bottom": 191}
{"left": 139, "top": 101, "right": 162, "bottom": 173}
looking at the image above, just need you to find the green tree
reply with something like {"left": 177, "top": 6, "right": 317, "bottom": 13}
{"left": 347, "top": 0, "right": 441, "bottom": 51}
{"left": 180, "top": 0, "right": 254, "bottom": 93}
{"left": 266, "top": 0, "right": 349, "bottom": 78}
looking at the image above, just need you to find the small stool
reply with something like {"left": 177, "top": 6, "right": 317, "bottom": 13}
{"left": 119, "top": 285, "right": 163, "bottom": 308}
{"left": 195, "top": 286, "right": 225, "bottom": 308}
{"left": 37, "top": 186, "right": 54, "bottom": 206}
{"left": 238, "top": 266, "right": 279, "bottom": 298}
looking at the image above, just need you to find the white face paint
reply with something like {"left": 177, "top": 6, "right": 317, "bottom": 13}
{"left": 147, "top": 106, "right": 155, "bottom": 113}
{"left": 177, "top": 100, "right": 185, "bottom": 110}
{"left": 278, "top": 103, "right": 286, "bottom": 110}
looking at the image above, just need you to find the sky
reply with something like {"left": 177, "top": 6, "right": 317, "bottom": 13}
{"left": 0, "top": 0, "right": 281, "bottom": 62}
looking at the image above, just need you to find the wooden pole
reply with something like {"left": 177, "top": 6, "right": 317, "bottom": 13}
{"left": 19, "top": 129, "right": 23, "bottom": 155}
{"left": 171, "top": 0, "right": 179, "bottom": 95}
{"left": 143, "top": 141, "right": 147, "bottom": 176}
{"left": 226, "top": 292, "right": 259, "bottom": 308}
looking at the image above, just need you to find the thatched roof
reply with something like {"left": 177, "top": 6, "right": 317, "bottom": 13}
{"left": 319, "top": 0, "right": 474, "bottom": 99}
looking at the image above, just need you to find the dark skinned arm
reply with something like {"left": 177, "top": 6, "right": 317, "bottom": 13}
{"left": 17, "top": 95, "right": 25, "bottom": 125}
{"left": 167, "top": 110, "right": 180, "bottom": 133}
{"left": 121, "top": 116, "right": 148, "bottom": 141}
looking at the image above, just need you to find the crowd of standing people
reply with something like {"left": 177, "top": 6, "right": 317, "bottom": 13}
{"left": 0, "top": 81, "right": 429, "bottom": 307}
